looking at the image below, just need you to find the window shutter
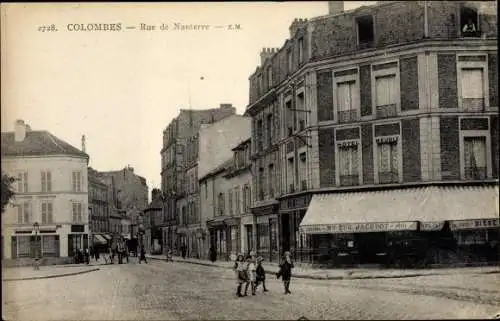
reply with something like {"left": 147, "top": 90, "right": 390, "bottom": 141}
{"left": 41, "top": 171, "right": 46, "bottom": 192}
{"left": 47, "top": 172, "right": 52, "bottom": 192}
{"left": 55, "top": 235, "right": 60, "bottom": 257}
{"left": 17, "top": 205, "right": 23, "bottom": 223}
{"left": 48, "top": 203, "right": 53, "bottom": 223}
{"left": 23, "top": 173, "right": 28, "bottom": 192}
{"left": 42, "top": 203, "right": 47, "bottom": 224}
{"left": 11, "top": 236, "right": 17, "bottom": 259}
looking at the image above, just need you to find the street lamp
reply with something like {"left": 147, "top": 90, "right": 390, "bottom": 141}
{"left": 33, "top": 222, "right": 40, "bottom": 270}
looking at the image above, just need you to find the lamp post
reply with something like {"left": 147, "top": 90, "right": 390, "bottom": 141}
{"left": 33, "top": 222, "right": 40, "bottom": 270}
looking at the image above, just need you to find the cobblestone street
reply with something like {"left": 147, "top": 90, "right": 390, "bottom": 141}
{"left": 3, "top": 260, "right": 499, "bottom": 320}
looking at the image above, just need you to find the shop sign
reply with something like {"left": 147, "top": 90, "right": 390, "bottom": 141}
{"left": 300, "top": 221, "right": 418, "bottom": 234}
{"left": 450, "top": 218, "right": 499, "bottom": 231}
{"left": 256, "top": 215, "right": 269, "bottom": 225}
{"left": 420, "top": 221, "right": 445, "bottom": 231}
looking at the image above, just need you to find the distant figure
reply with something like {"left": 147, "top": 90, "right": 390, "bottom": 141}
{"left": 255, "top": 256, "right": 268, "bottom": 292}
{"left": 94, "top": 247, "right": 100, "bottom": 262}
{"left": 138, "top": 245, "right": 148, "bottom": 264}
{"left": 166, "top": 248, "right": 173, "bottom": 262}
{"left": 209, "top": 247, "right": 217, "bottom": 263}
{"left": 181, "top": 245, "right": 187, "bottom": 259}
{"left": 276, "top": 251, "right": 294, "bottom": 295}
{"left": 84, "top": 248, "right": 90, "bottom": 264}
{"left": 462, "top": 19, "right": 477, "bottom": 34}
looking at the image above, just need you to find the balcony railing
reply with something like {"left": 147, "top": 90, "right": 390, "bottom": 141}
{"left": 338, "top": 109, "right": 359, "bottom": 123}
{"left": 378, "top": 171, "right": 399, "bottom": 184}
{"left": 358, "top": 40, "right": 374, "bottom": 50}
{"left": 376, "top": 104, "right": 397, "bottom": 118}
{"left": 300, "top": 180, "right": 307, "bottom": 191}
{"left": 339, "top": 174, "right": 359, "bottom": 187}
{"left": 462, "top": 98, "right": 485, "bottom": 111}
{"left": 289, "top": 184, "right": 295, "bottom": 194}
{"left": 461, "top": 30, "right": 481, "bottom": 38}
{"left": 464, "top": 166, "right": 487, "bottom": 180}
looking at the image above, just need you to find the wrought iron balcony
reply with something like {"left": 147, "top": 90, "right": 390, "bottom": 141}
{"left": 378, "top": 171, "right": 399, "bottom": 184}
{"left": 464, "top": 166, "right": 487, "bottom": 180}
{"left": 462, "top": 98, "right": 485, "bottom": 111}
{"left": 376, "top": 104, "right": 397, "bottom": 118}
{"left": 339, "top": 174, "right": 359, "bottom": 187}
{"left": 338, "top": 109, "right": 359, "bottom": 123}
{"left": 358, "top": 40, "right": 374, "bottom": 50}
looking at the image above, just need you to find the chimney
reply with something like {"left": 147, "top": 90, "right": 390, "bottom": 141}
{"left": 220, "top": 103, "right": 233, "bottom": 109}
{"left": 260, "top": 47, "right": 278, "bottom": 66}
{"left": 328, "top": 1, "right": 344, "bottom": 15}
{"left": 289, "top": 18, "right": 308, "bottom": 38}
{"left": 81, "top": 135, "right": 86, "bottom": 152}
{"left": 14, "top": 119, "right": 27, "bottom": 142}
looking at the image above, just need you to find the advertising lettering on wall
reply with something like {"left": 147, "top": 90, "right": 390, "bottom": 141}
{"left": 300, "top": 221, "right": 418, "bottom": 234}
{"left": 450, "top": 219, "right": 499, "bottom": 231}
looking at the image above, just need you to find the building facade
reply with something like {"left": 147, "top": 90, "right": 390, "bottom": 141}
{"left": 144, "top": 188, "right": 164, "bottom": 254}
{"left": 160, "top": 104, "right": 236, "bottom": 256}
{"left": 88, "top": 166, "right": 111, "bottom": 248}
{"left": 246, "top": 1, "right": 499, "bottom": 266}
{"left": 1, "top": 120, "right": 90, "bottom": 265}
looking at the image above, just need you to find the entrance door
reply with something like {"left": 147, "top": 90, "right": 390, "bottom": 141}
{"left": 246, "top": 225, "right": 253, "bottom": 253}
{"left": 281, "top": 214, "right": 290, "bottom": 252}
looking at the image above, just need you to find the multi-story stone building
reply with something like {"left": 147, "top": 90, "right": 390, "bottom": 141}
{"left": 143, "top": 188, "right": 164, "bottom": 254}
{"left": 246, "top": 1, "right": 498, "bottom": 266}
{"left": 88, "top": 166, "right": 111, "bottom": 248}
{"left": 198, "top": 115, "right": 252, "bottom": 260}
{"left": 160, "top": 104, "right": 236, "bottom": 256}
{"left": 1, "top": 120, "right": 90, "bottom": 265}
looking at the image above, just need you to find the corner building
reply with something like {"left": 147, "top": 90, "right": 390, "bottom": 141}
{"left": 246, "top": 1, "right": 499, "bottom": 267}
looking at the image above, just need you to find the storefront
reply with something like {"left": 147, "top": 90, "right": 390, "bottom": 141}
{"left": 250, "top": 200, "right": 279, "bottom": 262}
{"left": 207, "top": 217, "right": 228, "bottom": 260}
{"left": 279, "top": 193, "right": 312, "bottom": 263}
{"left": 299, "top": 184, "right": 499, "bottom": 267}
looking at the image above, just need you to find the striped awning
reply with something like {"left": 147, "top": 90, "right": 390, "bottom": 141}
{"left": 93, "top": 234, "right": 108, "bottom": 245}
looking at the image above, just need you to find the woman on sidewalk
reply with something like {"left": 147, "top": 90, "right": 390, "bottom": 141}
{"left": 233, "top": 254, "right": 247, "bottom": 297}
{"left": 255, "top": 256, "right": 268, "bottom": 292}
{"left": 277, "top": 251, "right": 294, "bottom": 294}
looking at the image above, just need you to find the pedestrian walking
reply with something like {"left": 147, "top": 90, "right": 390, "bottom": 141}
{"left": 181, "top": 245, "right": 187, "bottom": 259}
{"left": 233, "top": 254, "right": 247, "bottom": 297}
{"left": 84, "top": 248, "right": 90, "bottom": 264}
{"left": 209, "top": 246, "right": 217, "bottom": 263}
{"left": 255, "top": 256, "right": 268, "bottom": 292}
{"left": 94, "top": 246, "right": 100, "bottom": 262}
{"left": 243, "top": 256, "right": 257, "bottom": 296}
{"left": 138, "top": 245, "right": 148, "bottom": 264}
{"left": 276, "top": 251, "right": 294, "bottom": 295}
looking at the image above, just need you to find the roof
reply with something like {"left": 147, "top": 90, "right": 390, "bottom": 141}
{"left": 300, "top": 184, "right": 499, "bottom": 234}
{"left": 1, "top": 130, "right": 89, "bottom": 158}
{"left": 199, "top": 158, "right": 233, "bottom": 182}
{"left": 232, "top": 138, "right": 251, "bottom": 151}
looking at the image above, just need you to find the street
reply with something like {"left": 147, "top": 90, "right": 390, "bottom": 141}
{"left": 2, "top": 259, "right": 499, "bottom": 320}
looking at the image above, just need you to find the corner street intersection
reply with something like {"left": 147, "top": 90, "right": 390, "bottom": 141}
{"left": 2, "top": 260, "right": 499, "bottom": 320}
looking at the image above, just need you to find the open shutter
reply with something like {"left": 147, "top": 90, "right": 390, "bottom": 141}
{"left": 11, "top": 236, "right": 17, "bottom": 259}
{"left": 55, "top": 235, "right": 60, "bottom": 257}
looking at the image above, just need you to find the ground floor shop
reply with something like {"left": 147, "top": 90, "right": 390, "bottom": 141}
{"left": 207, "top": 217, "right": 241, "bottom": 261}
{"left": 279, "top": 194, "right": 312, "bottom": 263}
{"left": 250, "top": 201, "right": 280, "bottom": 262}
{"left": 299, "top": 184, "right": 499, "bottom": 267}
{"left": 177, "top": 226, "right": 206, "bottom": 259}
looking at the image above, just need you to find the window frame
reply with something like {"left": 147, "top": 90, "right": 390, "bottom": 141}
{"left": 458, "top": 116, "right": 492, "bottom": 180}
{"left": 286, "top": 154, "right": 295, "bottom": 193}
{"left": 295, "top": 87, "right": 307, "bottom": 133}
{"left": 297, "top": 148, "right": 308, "bottom": 190}
{"left": 456, "top": 54, "right": 490, "bottom": 111}
{"left": 41, "top": 201, "right": 54, "bottom": 224}
{"left": 333, "top": 68, "right": 360, "bottom": 123}
{"left": 298, "top": 36, "right": 305, "bottom": 64}
{"left": 372, "top": 122, "right": 403, "bottom": 185}
{"left": 72, "top": 171, "right": 82, "bottom": 193}
{"left": 335, "top": 136, "right": 363, "bottom": 187}
{"left": 355, "top": 15, "right": 375, "bottom": 49}
{"left": 16, "top": 172, "right": 28, "bottom": 193}
{"left": 371, "top": 61, "right": 401, "bottom": 118}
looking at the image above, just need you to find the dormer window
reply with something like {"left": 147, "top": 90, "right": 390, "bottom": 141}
{"left": 356, "top": 15, "right": 374, "bottom": 49}
{"left": 461, "top": 6, "right": 480, "bottom": 38}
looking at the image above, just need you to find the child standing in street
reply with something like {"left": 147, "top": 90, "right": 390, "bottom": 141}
{"left": 255, "top": 256, "right": 268, "bottom": 292}
{"left": 244, "top": 256, "right": 257, "bottom": 296}
{"left": 276, "top": 251, "right": 294, "bottom": 294}
{"left": 233, "top": 254, "right": 247, "bottom": 297}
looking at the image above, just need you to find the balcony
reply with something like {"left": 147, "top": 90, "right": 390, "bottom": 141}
{"left": 376, "top": 104, "right": 397, "bottom": 118}
{"left": 378, "top": 171, "right": 399, "bottom": 184}
{"left": 358, "top": 41, "right": 374, "bottom": 50}
{"left": 461, "top": 30, "right": 481, "bottom": 38}
{"left": 338, "top": 110, "right": 359, "bottom": 123}
{"left": 289, "top": 184, "right": 295, "bottom": 194}
{"left": 462, "top": 98, "right": 485, "bottom": 112}
{"left": 340, "top": 174, "right": 359, "bottom": 187}
{"left": 464, "top": 166, "right": 487, "bottom": 180}
{"left": 300, "top": 180, "right": 307, "bottom": 191}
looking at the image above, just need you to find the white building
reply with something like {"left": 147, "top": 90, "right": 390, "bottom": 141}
{"left": 1, "top": 120, "right": 89, "bottom": 265}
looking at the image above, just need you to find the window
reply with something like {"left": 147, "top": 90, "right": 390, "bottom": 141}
{"left": 17, "top": 236, "right": 31, "bottom": 258}
{"left": 228, "top": 190, "right": 233, "bottom": 215}
{"left": 463, "top": 136, "right": 487, "bottom": 180}
{"left": 287, "top": 50, "right": 293, "bottom": 74}
{"left": 460, "top": 68, "right": 485, "bottom": 110}
{"left": 41, "top": 201, "right": 54, "bottom": 224}
{"left": 287, "top": 157, "right": 295, "bottom": 193}
{"left": 356, "top": 15, "right": 374, "bottom": 48}
{"left": 258, "top": 167, "right": 265, "bottom": 200}
{"left": 218, "top": 193, "right": 225, "bottom": 216}
{"left": 41, "top": 171, "right": 52, "bottom": 192}
{"left": 285, "top": 100, "right": 293, "bottom": 137}
{"left": 377, "top": 139, "right": 399, "bottom": 184}
{"left": 267, "top": 65, "right": 273, "bottom": 88}
{"left": 296, "top": 92, "right": 306, "bottom": 131}
{"left": 72, "top": 202, "right": 83, "bottom": 222}
{"left": 375, "top": 75, "right": 397, "bottom": 118}
{"left": 17, "top": 202, "right": 32, "bottom": 224}
{"left": 299, "top": 153, "right": 307, "bottom": 190}
{"left": 338, "top": 144, "right": 360, "bottom": 186}
{"left": 257, "top": 223, "right": 270, "bottom": 253}
{"left": 243, "top": 185, "right": 251, "bottom": 213}
{"left": 72, "top": 171, "right": 82, "bottom": 192}
{"left": 460, "top": 6, "right": 480, "bottom": 37}
{"left": 257, "top": 119, "right": 264, "bottom": 151}
{"left": 234, "top": 187, "right": 241, "bottom": 215}
{"left": 337, "top": 81, "right": 358, "bottom": 122}
{"left": 266, "top": 114, "right": 273, "bottom": 146}
{"left": 42, "top": 235, "right": 57, "bottom": 256}
{"left": 298, "top": 37, "right": 305, "bottom": 63}
{"left": 204, "top": 181, "right": 208, "bottom": 199}
{"left": 268, "top": 164, "right": 275, "bottom": 197}
{"left": 17, "top": 172, "right": 28, "bottom": 193}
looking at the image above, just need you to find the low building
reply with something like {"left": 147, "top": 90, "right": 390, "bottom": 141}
{"left": 1, "top": 120, "right": 89, "bottom": 265}
{"left": 144, "top": 188, "right": 163, "bottom": 254}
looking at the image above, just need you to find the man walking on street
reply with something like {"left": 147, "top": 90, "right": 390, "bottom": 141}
{"left": 138, "top": 245, "right": 148, "bottom": 264}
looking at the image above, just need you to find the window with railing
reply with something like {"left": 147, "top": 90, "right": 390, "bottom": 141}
{"left": 377, "top": 137, "right": 399, "bottom": 184}
{"left": 375, "top": 75, "right": 398, "bottom": 118}
{"left": 460, "top": 6, "right": 480, "bottom": 38}
{"left": 337, "top": 81, "right": 359, "bottom": 123}
{"left": 298, "top": 152, "right": 307, "bottom": 190}
{"left": 463, "top": 136, "right": 487, "bottom": 180}
{"left": 268, "top": 164, "right": 275, "bottom": 198}
{"left": 296, "top": 92, "right": 306, "bottom": 131}
{"left": 285, "top": 100, "right": 293, "bottom": 137}
{"left": 41, "top": 171, "right": 52, "bottom": 193}
{"left": 460, "top": 68, "right": 485, "bottom": 111}
{"left": 338, "top": 142, "right": 360, "bottom": 186}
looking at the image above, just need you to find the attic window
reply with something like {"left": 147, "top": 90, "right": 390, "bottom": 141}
{"left": 356, "top": 15, "right": 374, "bottom": 49}
{"left": 461, "top": 6, "right": 480, "bottom": 37}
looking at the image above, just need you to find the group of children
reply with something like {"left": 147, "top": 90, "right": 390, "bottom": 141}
{"left": 233, "top": 250, "right": 294, "bottom": 297}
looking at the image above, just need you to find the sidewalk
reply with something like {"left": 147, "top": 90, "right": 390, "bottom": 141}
{"left": 146, "top": 254, "right": 500, "bottom": 280}
{"left": 2, "top": 265, "right": 100, "bottom": 281}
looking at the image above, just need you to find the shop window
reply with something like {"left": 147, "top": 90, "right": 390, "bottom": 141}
{"left": 42, "top": 235, "right": 57, "bottom": 257}
{"left": 463, "top": 136, "right": 487, "bottom": 179}
{"left": 356, "top": 15, "right": 374, "bottom": 49}
{"left": 460, "top": 6, "right": 480, "bottom": 37}
{"left": 17, "top": 236, "right": 30, "bottom": 258}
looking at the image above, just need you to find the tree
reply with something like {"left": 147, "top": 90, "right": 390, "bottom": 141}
{"left": 1, "top": 173, "right": 16, "bottom": 214}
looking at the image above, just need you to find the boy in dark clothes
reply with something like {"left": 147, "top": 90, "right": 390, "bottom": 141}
{"left": 255, "top": 256, "right": 268, "bottom": 292}
{"left": 276, "top": 251, "right": 294, "bottom": 294}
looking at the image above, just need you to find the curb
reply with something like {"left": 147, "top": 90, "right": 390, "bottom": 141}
{"left": 2, "top": 268, "right": 100, "bottom": 282}
{"left": 147, "top": 256, "right": 499, "bottom": 280}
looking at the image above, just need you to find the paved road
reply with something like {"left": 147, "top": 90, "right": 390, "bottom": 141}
{"left": 2, "top": 260, "right": 499, "bottom": 320}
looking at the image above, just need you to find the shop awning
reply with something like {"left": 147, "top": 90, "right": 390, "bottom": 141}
{"left": 93, "top": 234, "right": 108, "bottom": 245}
{"left": 206, "top": 216, "right": 227, "bottom": 228}
{"left": 102, "top": 234, "right": 112, "bottom": 240}
{"left": 299, "top": 184, "right": 499, "bottom": 234}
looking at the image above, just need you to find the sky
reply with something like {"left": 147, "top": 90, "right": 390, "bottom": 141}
{"left": 1, "top": 1, "right": 373, "bottom": 200}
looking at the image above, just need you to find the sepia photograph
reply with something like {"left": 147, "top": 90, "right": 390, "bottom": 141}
{"left": 1, "top": 1, "right": 499, "bottom": 320}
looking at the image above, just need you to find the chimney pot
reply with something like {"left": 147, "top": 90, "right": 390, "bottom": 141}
{"left": 14, "top": 119, "right": 27, "bottom": 142}
{"left": 81, "top": 135, "right": 86, "bottom": 152}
